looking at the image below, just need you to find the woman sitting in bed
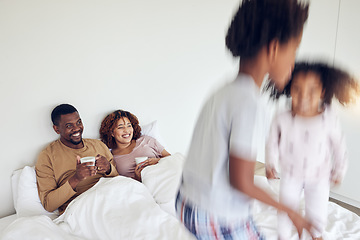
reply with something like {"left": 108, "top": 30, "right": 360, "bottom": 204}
{"left": 100, "top": 110, "right": 171, "bottom": 182}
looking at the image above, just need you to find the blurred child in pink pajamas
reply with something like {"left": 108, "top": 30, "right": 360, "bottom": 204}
{"left": 265, "top": 61, "right": 359, "bottom": 240}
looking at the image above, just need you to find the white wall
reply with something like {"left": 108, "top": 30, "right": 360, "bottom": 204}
{"left": 0, "top": 0, "right": 240, "bottom": 217}
{"left": 297, "top": 0, "right": 339, "bottom": 61}
{"left": 329, "top": 0, "right": 360, "bottom": 207}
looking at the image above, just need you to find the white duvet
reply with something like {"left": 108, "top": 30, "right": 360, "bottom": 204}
{"left": 1, "top": 153, "right": 195, "bottom": 240}
{"left": 2, "top": 176, "right": 194, "bottom": 240}
{"left": 2, "top": 153, "right": 360, "bottom": 240}
{"left": 252, "top": 176, "right": 360, "bottom": 240}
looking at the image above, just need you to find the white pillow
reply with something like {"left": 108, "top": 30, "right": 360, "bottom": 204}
{"left": 15, "top": 166, "right": 59, "bottom": 219}
{"left": 11, "top": 168, "right": 23, "bottom": 210}
{"left": 140, "top": 120, "right": 167, "bottom": 149}
{"left": 141, "top": 153, "right": 184, "bottom": 216}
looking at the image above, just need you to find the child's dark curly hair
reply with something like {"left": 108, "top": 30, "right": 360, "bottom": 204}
{"left": 100, "top": 110, "right": 142, "bottom": 149}
{"left": 226, "top": 0, "right": 309, "bottom": 59}
{"left": 266, "top": 61, "right": 360, "bottom": 106}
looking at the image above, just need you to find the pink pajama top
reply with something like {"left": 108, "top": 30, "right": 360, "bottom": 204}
{"left": 112, "top": 135, "right": 164, "bottom": 179}
{"left": 266, "top": 107, "right": 348, "bottom": 182}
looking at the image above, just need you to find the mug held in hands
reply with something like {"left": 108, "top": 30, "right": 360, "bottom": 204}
{"left": 135, "top": 157, "right": 148, "bottom": 166}
{"left": 80, "top": 156, "right": 96, "bottom": 166}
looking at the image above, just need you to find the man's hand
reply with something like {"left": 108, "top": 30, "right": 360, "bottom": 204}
{"left": 95, "top": 154, "right": 111, "bottom": 174}
{"left": 69, "top": 156, "right": 97, "bottom": 190}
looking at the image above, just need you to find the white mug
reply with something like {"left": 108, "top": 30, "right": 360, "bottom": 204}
{"left": 80, "top": 156, "right": 95, "bottom": 166}
{"left": 135, "top": 157, "right": 148, "bottom": 165}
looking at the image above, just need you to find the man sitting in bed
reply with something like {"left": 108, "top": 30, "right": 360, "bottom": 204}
{"left": 35, "top": 104, "right": 118, "bottom": 215}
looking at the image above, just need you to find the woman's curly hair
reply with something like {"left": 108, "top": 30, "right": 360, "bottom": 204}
{"left": 100, "top": 110, "right": 142, "bottom": 149}
{"left": 226, "top": 0, "right": 309, "bottom": 59}
{"left": 265, "top": 61, "right": 360, "bottom": 106}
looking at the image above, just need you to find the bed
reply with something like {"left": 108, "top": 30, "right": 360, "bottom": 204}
{"left": 1, "top": 153, "right": 360, "bottom": 239}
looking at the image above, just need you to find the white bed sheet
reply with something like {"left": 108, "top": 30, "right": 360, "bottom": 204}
{"left": 252, "top": 176, "right": 360, "bottom": 240}
{"left": 0, "top": 214, "right": 17, "bottom": 234}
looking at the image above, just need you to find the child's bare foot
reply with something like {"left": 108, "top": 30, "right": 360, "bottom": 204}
{"left": 313, "top": 237, "right": 323, "bottom": 240}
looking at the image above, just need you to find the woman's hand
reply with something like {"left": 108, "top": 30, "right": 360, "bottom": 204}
{"left": 146, "top": 158, "right": 160, "bottom": 166}
{"left": 134, "top": 162, "right": 147, "bottom": 181}
{"left": 134, "top": 158, "right": 160, "bottom": 181}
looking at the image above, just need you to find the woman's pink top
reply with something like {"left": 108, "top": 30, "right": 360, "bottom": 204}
{"left": 112, "top": 135, "right": 165, "bottom": 178}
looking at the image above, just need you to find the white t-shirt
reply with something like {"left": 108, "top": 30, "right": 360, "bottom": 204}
{"left": 179, "top": 74, "right": 268, "bottom": 222}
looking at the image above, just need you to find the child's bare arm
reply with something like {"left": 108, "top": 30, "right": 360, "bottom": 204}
{"left": 265, "top": 116, "right": 281, "bottom": 180}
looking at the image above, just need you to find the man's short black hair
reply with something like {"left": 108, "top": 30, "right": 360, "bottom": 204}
{"left": 51, "top": 104, "right": 78, "bottom": 126}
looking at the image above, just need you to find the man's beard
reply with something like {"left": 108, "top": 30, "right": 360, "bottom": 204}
{"left": 70, "top": 138, "right": 82, "bottom": 145}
